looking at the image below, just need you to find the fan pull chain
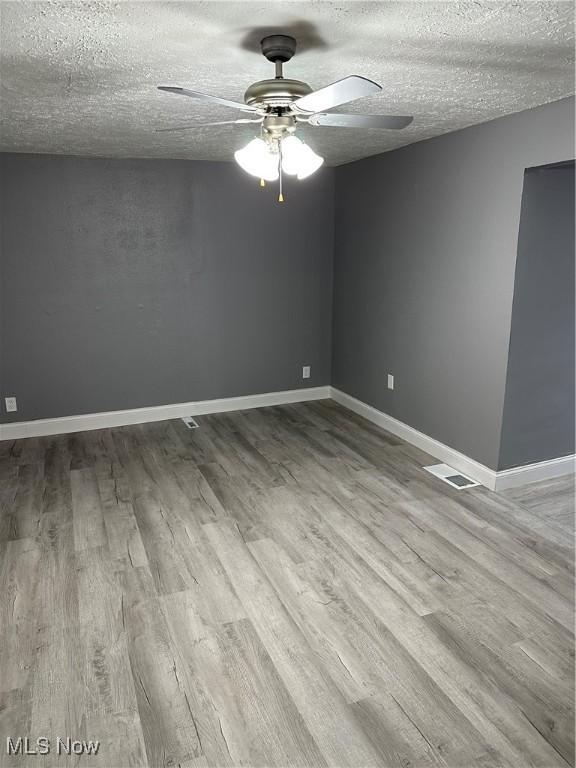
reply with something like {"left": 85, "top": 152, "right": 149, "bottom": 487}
{"left": 278, "top": 141, "right": 284, "bottom": 202}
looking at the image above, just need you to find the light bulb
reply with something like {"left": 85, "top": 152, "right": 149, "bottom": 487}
{"left": 234, "top": 138, "right": 279, "bottom": 181}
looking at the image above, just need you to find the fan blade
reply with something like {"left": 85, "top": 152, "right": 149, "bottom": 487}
{"left": 156, "top": 118, "right": 262, "bottom": 133}
{"left": 309, "top": 113, "right": 413, "bottom": 130}
{"left": 291, "top": 75, "right": 381, "bottom": 114}
{"left": 158, "top": 86, "right": 257, "bottom": 113}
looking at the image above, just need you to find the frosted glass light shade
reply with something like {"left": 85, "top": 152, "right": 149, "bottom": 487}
{"left": 280, "top": 135, "right": 324, "bottom": 180}
{"left": 234, "top": 138, "right": 279, "bottom": 181}
{"left": 281, "top": 136, "right": 304, "bottom": 176}
{"left": 295, "top": 144, "right": 324, "bottom": 179}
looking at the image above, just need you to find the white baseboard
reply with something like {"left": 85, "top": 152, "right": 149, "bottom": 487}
{"left": 330, "top": 387, "right": 575, "bottom": 491}
{"left": 2, "top": 385, "right": 573, "bottom": 491}
{"left": 493, "top": 454, "right": 575, "bottom": 491}
{"left": 0, "top": 386, "right": 331, "bottom": 441}
{"left": 330, "top": 387, "right": 498, "bottom": 488}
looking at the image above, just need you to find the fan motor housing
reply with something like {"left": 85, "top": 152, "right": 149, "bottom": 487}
{"left": 262, "top": 114, "right": 297, "bottom": 138}
{"left": 244, "top": 78, "right": 312, "bottom": 109}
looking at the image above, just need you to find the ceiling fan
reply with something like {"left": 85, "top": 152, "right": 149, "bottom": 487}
{"left": 158, "top": 34, "right": 413, "bottom": 201}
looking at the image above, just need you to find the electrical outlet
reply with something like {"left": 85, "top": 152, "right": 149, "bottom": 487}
{"left": 302, "top": 366, "right": 311, "bottom": 379}
{"left": 5, "top": 396, "right": 17, "bottom": 413}
{"left": 387, "top": 374, "right": 394, "bottom": 390}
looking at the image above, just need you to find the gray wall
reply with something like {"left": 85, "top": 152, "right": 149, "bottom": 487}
{"left": 332, "top": 97, "right": 574, "bottom": 470}
{"left": 499, "top": 163, "right": 575, "bottom": 469}
{"left": 0, "top": 154, "right": 334, "bottom": 423}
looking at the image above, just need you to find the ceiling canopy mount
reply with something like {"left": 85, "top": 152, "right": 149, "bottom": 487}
{"left": 260, "top": 34, "right": 298, "bottom": 64}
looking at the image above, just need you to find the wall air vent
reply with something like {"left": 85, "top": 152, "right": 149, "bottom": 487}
{"left": 423, "top": 463, "right": 479, "bottom": 489}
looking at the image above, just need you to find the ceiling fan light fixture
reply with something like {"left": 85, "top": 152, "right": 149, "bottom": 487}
{"left": 234, "top": 138, "right": 279, "bottom": 181}
{"left": 159, "top": 34, "right": 414, "bottom": 201}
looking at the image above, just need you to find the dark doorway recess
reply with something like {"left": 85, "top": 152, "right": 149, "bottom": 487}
{"left": 499, "top": 160, "right": 575, "bottom": 469}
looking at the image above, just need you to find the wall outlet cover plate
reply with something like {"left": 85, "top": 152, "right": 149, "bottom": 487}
{"left": 423, "top": 463, "right": 480, "bottom": 489}
{"left": 4, "top": 397, "right": 17, "bottom": 413}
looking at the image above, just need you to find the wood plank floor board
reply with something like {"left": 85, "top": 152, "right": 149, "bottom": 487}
{"left": 422, "top": 610, "right": 575, "bottom": 765}
{"left": 453, "top": 484, "right": 574, "bottom": 552}
{"left": 0, "top": 538, "right": 42, "bottom": 695}
{"left": 0, "top": 401, "right": 573, "bottom": 767}
{"left": 503, "top": 476, "right": 574, "bottom": 522}
{"left": 5, "top": 463, "right": 44, "bottom": 543}
{"left": 0, "top": 688, "right": 33, "bottom": 768}
{"left": 248, "top": 537, "right": 381, "bottom": 704}
{"left": 125, "top": 591, "right": 204, "bottom": 767}
{"left": 308, "top": 547, "right": 571, "bottom": 768}
{"left": 136, "top": 458, "right": 247, "bottom": 627}
{"left": 256, "top": 541, "right": 504, "bottom": 766}
{"left": 162, "top": 592, "right": 327, "bottom": 768}
{"left": 399, "top": 481, "right": 570, "bottom": 581}
{"left": 96, "top": 461, "right": 149, "bottom": 569}
{"left": 310, "top": 494, "right": 465, "bottom": 615}
{"left": 159, "top": 590, "right": 252, "bottom": 768}
{"left": 349, "top": 693, "right": 450, "bottom": 768}
{"left": 387, "top": 495, "right": 574, "bottom": 626}
{"left": 28, "top": 622, "right": 86, "bottom": 768}
{"left": 71, "top": 468, "right": 107, "bottom": 552}
{"left": 295, "top": 557, "right": 504, "bottom": 768}
{"left": 203, "top": 518, "right": 386, "bottom": 768}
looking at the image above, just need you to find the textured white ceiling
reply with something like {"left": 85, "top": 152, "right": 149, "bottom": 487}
{"left": 1, "top": 1, "right": 574, "bottom": 165}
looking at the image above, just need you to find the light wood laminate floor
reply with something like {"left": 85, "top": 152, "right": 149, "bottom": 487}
{"left": 0, "top": 400, "right": 574, "bottom": 768}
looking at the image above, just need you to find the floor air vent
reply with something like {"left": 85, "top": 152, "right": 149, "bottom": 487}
{"left": 423, "top": 463, "right": 479, "bottom": 489}
{"left": 181, "top": 416, "right": 200, "bottom": 429}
